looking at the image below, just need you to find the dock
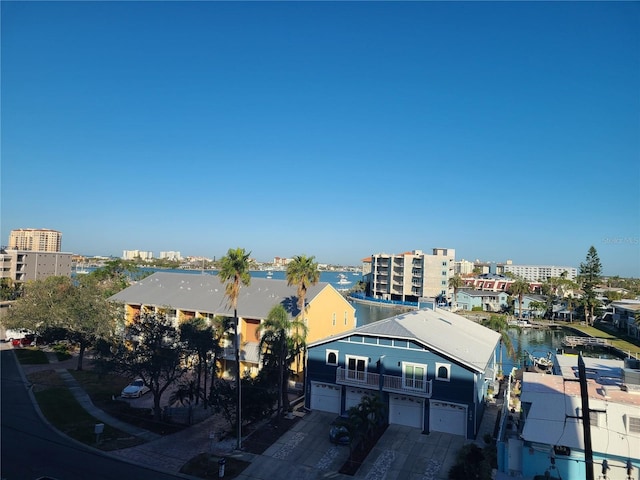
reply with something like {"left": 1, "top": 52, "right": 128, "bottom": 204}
{"left": 562, "top": 336, "right": 610, "bottom": 348}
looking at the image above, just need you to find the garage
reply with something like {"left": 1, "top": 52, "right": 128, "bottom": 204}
{"left": 389, "top": 395, "right": 424, "bottom": 428}
{"left": 310, "top": 382, "right": 341, "bottom": 414}
{"left": 345, "top": 387, "right": 372, "bottom": 411}
{"left": 430, "top": 401, "right": 467, "bottom": 437}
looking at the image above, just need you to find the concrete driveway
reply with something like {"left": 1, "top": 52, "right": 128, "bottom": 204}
{"left": 234, "top": 410, "right": 466, "bottom": 480}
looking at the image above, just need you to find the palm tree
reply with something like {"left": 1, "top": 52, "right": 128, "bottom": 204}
{"left": 179, "top": 317, "right": 215, "bottom": 406}
{"left": 448, "top": 275, "right": 464, "bottom": 310}
{"left": 258, "top": 304, "right": 308, "bottom": 416}
{"left": 482, "top": 315, "right": 518, "bottom": 377}
{"left": 508, "top": 279, "right": 531, "bottom": 321}
{"left": 286, "top": 255, "right": 320, "bottom": 379}
{"left": 217, "top": 247, "right": 251, "bottom": 449}
{"left": 286, "top": 255, "right": 320, "bottom": 315}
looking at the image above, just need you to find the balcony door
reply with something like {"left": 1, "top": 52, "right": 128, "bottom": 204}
{"left": 346, "top": 355, "right": 367, "bottom": 382}
{"left": 403, "top": 362, "right": 426, "bottom": 391}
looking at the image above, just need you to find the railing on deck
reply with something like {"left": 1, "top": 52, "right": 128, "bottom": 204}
{"left": 336, "top": 367, "right": 432, "bottom": 397}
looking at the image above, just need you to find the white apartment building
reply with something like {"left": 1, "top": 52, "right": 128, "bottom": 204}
{"left": 159, "top": 251, "right": 182, "bottom": 261}
{"left": 502, "top": 264, "right": 577, "bottom": 282}
{"left": 8, "top": 228, "right": 62, "bottom": 252}
{"left": 454, "top": 259, "right": 475, "bottom": 275}
{"left": 370, "top": 248, "right": 455, "bottom": 303}
{"left": 122, "top": 250, "right": 154, "bottom": 261}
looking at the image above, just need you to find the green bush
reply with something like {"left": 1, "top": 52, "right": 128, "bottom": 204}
{"left": 53, "top": 343, "right": 72, "bottom": 361}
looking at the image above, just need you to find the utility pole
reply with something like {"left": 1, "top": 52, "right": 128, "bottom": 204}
{"left": 578, "top": 353, "right": 594, "bottom": 480}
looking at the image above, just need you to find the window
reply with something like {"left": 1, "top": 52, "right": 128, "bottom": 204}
{"left": 403, "top": 362, "right": 426, "bottom": 390}
{"left": 627, "top": 415, "right": 640, "bottom": 434}
{"left": 326, "top": 349, "right": 338, "bottom": 366}
{"left": 436, "top": 362, "right": 450, "bottom": 381}
{"left": 346, "top": 355, "right": 367, "bottom": 381}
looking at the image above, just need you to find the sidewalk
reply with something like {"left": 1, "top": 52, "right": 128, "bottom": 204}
{"left": 19, "top": 348, "right": 243, "bottom": 475}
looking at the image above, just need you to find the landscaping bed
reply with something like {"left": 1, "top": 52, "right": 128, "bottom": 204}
{"left": 338, "top": 423, "right": 388, "bottom": 475}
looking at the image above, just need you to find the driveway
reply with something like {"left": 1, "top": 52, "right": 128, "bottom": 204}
{"left": 234, "top": 411, "right": 467, "bottom": 480}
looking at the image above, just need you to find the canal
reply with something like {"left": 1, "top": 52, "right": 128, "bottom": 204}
{"left": 348, "top": 300, "right": 624, "bottom": 374}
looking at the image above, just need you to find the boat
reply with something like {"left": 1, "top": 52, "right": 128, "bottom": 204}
{"left": 266, "top": 270, "right": 273, "bottom": 279}
{"left": 508, "top": 320, "right": 531, "bottom": 328}
{"left": 75, "top": 264, "right": 89, "bottom": 275}
{"left": 337, "top": 274, "right": 351, "bottom": 285}
{"left": 525, "top": 350, "right": 554, "bottom": 374}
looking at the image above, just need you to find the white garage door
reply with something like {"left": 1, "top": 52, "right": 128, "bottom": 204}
{"left": 345, "top": 387, "right": 371, "bottom": 411}
{"left": 430, "top": 401, "right": 467, "bottom": 437}
{"left": 310, "top": 382, "right": 341, "bottom": 414}
{"left": 389, "top": 395, "right": 424, "bottom": 428}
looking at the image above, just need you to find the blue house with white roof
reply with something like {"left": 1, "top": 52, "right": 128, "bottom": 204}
{"left": 305, "top": 306, "right": 501, "bottom": 439}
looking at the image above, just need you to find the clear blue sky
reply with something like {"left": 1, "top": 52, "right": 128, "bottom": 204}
{"left": 2, "top": 1, "right": 638, "bottom": 276}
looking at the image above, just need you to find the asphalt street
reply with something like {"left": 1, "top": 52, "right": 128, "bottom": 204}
{"left": 0, "top": 345, "right": 191, "bottom": 480}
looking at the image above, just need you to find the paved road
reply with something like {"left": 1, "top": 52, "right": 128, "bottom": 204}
{"left": 0, "top": 346, "right": 191, "bottom": 480}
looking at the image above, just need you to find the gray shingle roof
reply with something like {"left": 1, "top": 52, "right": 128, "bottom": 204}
{"left": 310, "top": 308, "right": 500, "bottom": 373}
{"left": 109, "top": 271, "right": 332, "bottom": 319}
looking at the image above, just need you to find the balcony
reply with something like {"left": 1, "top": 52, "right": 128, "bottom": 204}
{"left": 336, "top": 367, "right": 432, "bottom": 397}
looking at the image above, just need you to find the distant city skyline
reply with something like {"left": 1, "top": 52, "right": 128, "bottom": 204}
{"left": 2, "top": 2, "right": 638, "bottom": 277}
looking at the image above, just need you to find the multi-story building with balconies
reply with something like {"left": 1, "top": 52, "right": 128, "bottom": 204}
{"left": 501, "top": 264, "right": 577, "bottom": 282}
{"left": 369, "top": 248, "right": 456, "bottom": 303}
{"left": 0, "top": 247, "right": 72, "bottom": 283}
{"left": 8, "top": 228, "right": 62, "bottom": 252}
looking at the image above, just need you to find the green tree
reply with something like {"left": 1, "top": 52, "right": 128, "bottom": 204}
{"left": 0, "top": 278, "right": 22, "bottom": 301}
{"left": 88, "top": 259, "right": 147, "bottom": 297}
{"left": 5, "top": 276, "right": 115, "bottom": 370}
{"left": 482, "top": 315, "right": 517, "bottom": 376}
{"left": 217, "top": 247, "right": 252, "bottom": 449}
{"left": 508, "top": 279, "right": 531, "bottom": 321}
{"left": 448, "top": 275, "right": 464, "bottom": 310}
{"left": 94, "top": 312, "right": 187, "bottom": 421}
{"left": 579, "top": 246, "right": 602, "bottom": 325}
{"left": 258, "top": 304, "right": 308, "bottom": 415}
{"left": 180, "top": 317, "right": 216, "bottom": 406}
{"left": 286, "top": 255, "right": 320, "bottom": 316}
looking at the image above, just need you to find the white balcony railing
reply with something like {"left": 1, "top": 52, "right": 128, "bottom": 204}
{"left": 335, "top": 367, "right": 432, "bottom": 397}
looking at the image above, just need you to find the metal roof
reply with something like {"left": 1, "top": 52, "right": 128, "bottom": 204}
{"left": 109, "top": 271, "right": 334, "bottom": 319}
{"left": 520, "top": 369, "right": 640, "bottom": 460}
{"left": 309, "top": 307, "right": 501, "bottom": 373}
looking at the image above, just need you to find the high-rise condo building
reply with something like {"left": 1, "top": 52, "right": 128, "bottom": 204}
{"left": 369, "top": 248, "right": 456, "bottom": 303}
{"left": 8, "top": 228, "right": 62, "bottom": 252}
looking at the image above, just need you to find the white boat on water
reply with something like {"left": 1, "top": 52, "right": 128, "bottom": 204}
{"left": 337, "top": 274, "right": 351, "bottom": 285}
{"left": 266, "top": 270, "right": 273, "bottom": 279}
{"left": 526, "top": 350, "right": 554, "bottom": 373}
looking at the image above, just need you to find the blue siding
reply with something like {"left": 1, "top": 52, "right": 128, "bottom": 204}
{"left": 307, "top": 333, "right": 491, "bottom": 439}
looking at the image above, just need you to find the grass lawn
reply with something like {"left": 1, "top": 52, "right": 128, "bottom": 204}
{"left": 566, "top": 323, "right": 640, "bottom": 356}
{"left": 29, "top": 370, "right": 145, "bottom": 451}
{"left": 13, "top": 347, "right": 49, "bottom": 364}
{"left": 69, "top": 369, "right": 186, "bottom": 436}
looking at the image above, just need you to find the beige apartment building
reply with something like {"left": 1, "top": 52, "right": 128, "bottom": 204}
{"left": 369, "top": 248, "right": 456, "bottom": 303}
{"left": 9, "top": 228, "right": 62, "bottom": 252}
{"left": 0, "top": 248, "right": 72, "bottom": 283}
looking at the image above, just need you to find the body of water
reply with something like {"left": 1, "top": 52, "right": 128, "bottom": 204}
{"left": 77, "top": 266, "right": 623, "bottom": 366}
{"left": 499, "top": 327, "right": 621, "bottom": 374}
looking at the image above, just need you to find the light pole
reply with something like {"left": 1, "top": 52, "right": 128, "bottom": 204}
{"left": 234, "top": 313, "right": 241, "bottom": 450}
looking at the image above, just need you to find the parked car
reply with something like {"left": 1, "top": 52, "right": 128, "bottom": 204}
{"left": 121, "top": 379, "right": 150, "bottom": 398}
{"left": 329, "top": 423, "right": 350, "bottom": 445}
